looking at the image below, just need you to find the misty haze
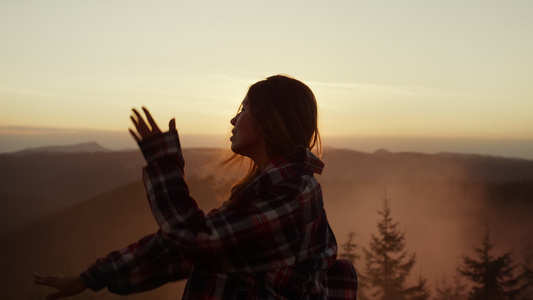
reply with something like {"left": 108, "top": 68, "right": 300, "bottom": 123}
{"left": 1, "top": 143, "right": 532, "bottom": 299}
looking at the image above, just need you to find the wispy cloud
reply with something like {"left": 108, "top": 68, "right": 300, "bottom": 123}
{"left": 0, "top": 86, "right": 96, "bottom": 101}
{"left": 307, "top": 80, "right": 425, "bottom": 97}
{"left": 306, "top": 80, "right": 487, "bottom": 100}
{"left": 0, "top": 126, "right": 83, "bottom": 136}
{"left": 211, "top": 74, "right": 259, "bottom": 84}
{"left": 210, "top": 75, "right": 486, "bottom": 100}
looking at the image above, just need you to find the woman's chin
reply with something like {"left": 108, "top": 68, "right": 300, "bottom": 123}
{"left": 230, "top": 142, "right": 239, "bottom": 154}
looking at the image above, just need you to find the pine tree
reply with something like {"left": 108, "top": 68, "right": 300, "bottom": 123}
{"left": 434, "top": 276, "right": 454, "bottom": 300}
{"left": 340, "top": 231, "right": 360, "bottom": 265}
{"left": 518, "top": 241, "right": 533, "bottom": 299}
{"left": 434, "top": 269, "right": 467, "bottom": 300}
{"left": 406, "top": 268, "right": 431, "bottom": 300}
{"left": 363, "top": 191, "right": 416, "bottom": 300}
{"left": 451, "top": 268, "right": 468, "bottom": 300}
{"left": 340, "top": 232, "right": 370, "bottom": 300}
{"left": 459, "top": 226, "right": 528, "bottom": 300}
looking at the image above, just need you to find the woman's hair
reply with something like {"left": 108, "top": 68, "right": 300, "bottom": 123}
{"left": 230, "top": 74, "right": 321, "bottom": 197}
{"left": 248, "top": 74, "right": 321, "bottom": 158}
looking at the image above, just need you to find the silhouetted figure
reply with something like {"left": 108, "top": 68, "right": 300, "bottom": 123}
{"left": 34, "top": 75, "right": 357, "bottom": 299}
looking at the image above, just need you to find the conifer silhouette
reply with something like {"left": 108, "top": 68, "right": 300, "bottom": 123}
{"left": 435, "top": 267, "right": 468, "bottom": 300}
{"left": 459, "top": 226, "right": 528, "bottom": 300}
{"left": 405, "top": 268, "right": 430, "bottom": 300}
{"left": 362, "top": 190, "right": 417, "bottom": 300}
{"left": 340, "top": 231, "right": 360, "bottom": 266}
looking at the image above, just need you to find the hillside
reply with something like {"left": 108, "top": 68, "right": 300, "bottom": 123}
{"left": 0, "top": 147, "right": 233, "bottom": 236}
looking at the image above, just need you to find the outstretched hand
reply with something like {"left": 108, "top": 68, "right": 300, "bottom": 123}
{"left": 129, "top": 107, "right": 176, "bottom": 143}
{"left": 33, "top": 273, "right": 87, "bottom": 300}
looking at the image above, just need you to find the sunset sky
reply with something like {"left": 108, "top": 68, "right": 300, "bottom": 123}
{"left": 1, "top": 1, "right": 532, "bottom": 158}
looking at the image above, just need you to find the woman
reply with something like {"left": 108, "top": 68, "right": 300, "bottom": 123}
{"left": 34, "top": 75, "right": 357, "bottom": 299}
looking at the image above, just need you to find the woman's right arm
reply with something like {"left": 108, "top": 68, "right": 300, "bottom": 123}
{"left": 80, "top": 230, "right": 192, "bottom": 294}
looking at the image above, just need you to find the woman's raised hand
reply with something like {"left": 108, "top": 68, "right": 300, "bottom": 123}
{"left": 129, "top": 107, "right": 176, "bottom": 143}
{"left": 33, "top": 273, "right": 87, "bottom": 300}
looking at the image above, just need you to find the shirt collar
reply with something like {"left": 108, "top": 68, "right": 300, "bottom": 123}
{"left": 264, "top": 147, "right": 324, "bottom": 176}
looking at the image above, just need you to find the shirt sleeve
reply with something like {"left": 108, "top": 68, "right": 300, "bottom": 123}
{"left": 80, "top": 230, "right": 192, "bottom": 294}
{"left": 140, "top": 131, "right": 335, "bottom": 274}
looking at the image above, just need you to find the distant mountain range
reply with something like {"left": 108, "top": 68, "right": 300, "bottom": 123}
{"left": 321, "top": 147, "right": 533, "bottom": 184}
{"left": 11, "top": 142, "right": 114, "bottom": 155}
{"left": 2, "top": 143, "right": 533, "bottom": 236}
{"left": 1, "top": 142, "right": 532, "bottom": 299}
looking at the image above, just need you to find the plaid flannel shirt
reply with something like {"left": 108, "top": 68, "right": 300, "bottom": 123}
{"left": 80, "top": 131, "right": 357, "bottom": 299}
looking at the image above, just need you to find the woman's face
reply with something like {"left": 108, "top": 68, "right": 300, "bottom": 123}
{"left": 230, "top": 97, "right": 265, "bottom": 159}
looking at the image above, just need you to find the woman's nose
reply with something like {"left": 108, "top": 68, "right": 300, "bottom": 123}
{"left": 230, "top": 114, "right": 238, "bottom": 125}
